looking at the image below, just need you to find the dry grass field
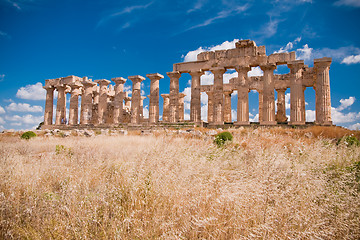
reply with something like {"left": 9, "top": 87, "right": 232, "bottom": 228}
{"left": 1, "top": 126, "right": 360, "bottom": 239}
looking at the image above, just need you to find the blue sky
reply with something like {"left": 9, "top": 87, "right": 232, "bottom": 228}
{"left": 0, "top": 0, "right": 360, "bottom": 130}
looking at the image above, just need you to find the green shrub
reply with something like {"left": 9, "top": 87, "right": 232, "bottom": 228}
{"left": 337, "top": 135, "right": 360, "bottom": 147}
{"left": 20, "top": 131, "right": 37, "bottom": 140}
{"left": 214, "top": 131, "right": 233, "bottom": 147}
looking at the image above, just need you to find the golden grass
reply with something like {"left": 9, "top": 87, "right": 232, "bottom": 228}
{"left": 1, "top": 128, "right": 360, "bottom": 239}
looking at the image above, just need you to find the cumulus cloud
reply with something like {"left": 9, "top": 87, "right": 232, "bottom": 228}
{"left": 183, "top": 39, "right": 239, "bottom": 62}
{"left": 5, "top": 114, "right": 43, "bottom": 125}
{"left": 0, "top": 117, "right": 5, "bottom": 124}
{"left": 16, "top": 82, "right": 46, "bottom": 100}
{"left": 274, "top": 37, "right": 301, "bottom": 53}
{"left": 337, "top": 96, "right": 355, "bottom": 111}
{"left": 334, "top": 0, "right": 360, "bottom": 7}
{"left": 296, "top": 44, "right": 313, "bottom": 61}
{"left": 349, "top": 123, "right": 360, "bottom": 130}
{"left": 6, "top": 103, "right": 43, "bottom": 112}
{"left": 341, "top": 54, "right": 360, "bottom": 64}
{"left": 0, "top": 106, "right": 5, "bottom": 114}
{"left": 248, "top": 67, "right": 263, "bottom": 77}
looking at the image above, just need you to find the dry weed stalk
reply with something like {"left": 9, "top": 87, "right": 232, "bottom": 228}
{"left": 0, "top": 128, "right": 359, "bottom": 239}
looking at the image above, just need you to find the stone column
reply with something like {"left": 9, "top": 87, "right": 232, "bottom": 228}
{"left": 178, "top": 93, "right": 186, "bottom": 122}
{"left": 128, "top": 75, "right": 145, "bottom": 125}
{"left": 81, "top": 78, "right": 96, "bottom": 125}
{"left": 314, "top": 58, "right": 332, "bottom": 125}
{"left": 161, "top": 94, "right": 170, "bottom": 122}
{"left": 43, "top": 82, "right": 54, "bottom": 126}
{"left": 258, "top": 91, "right": 263, "bottom": 122}
{"left": 288, "top": 60, "right": 305, "bottom": 125}
{"left": 112, "top": 77, "right": 126, "bottom": 124}
{"left": 206, "top": 91, "right": 214, "bottom": 123}
{"left": 94, "top": 79, "right": 110, "bottom": 125}
{"left": 275, "top": 88, "right": 288, "bottom": 123}
{"left": 260, "top": 64, "right": 277, "bottom": 125}
{"left": 140, "top": 96, "right": 146, "bottom": 120}
{"left": 235, "top": 66, "right": 250, "bottom": 125}
{"left": 190, "top": 70, "right": 204, "bottom": 123}
{"left": 124, "top": 96, "right": 131, "bottom": 109}
{"left": 167, "top": 71, "right": 181, "bottom": 123}
{"left": 68, "top": 82, "right": 82, "bottom": 125}
{"left": 55, "top": 84, "right": 67, "bottom": 125}
{"left": 223, "top": 90, "right": 233, "bottom": 123}
{"left": 147, "top": 73, "right": 164, "bottom": 124}
{"left": 210, "top": 67, "right": 226, "bottom": 125}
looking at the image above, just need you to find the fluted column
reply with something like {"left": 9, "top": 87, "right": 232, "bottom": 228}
{"left": 94, "top": 79, "right": 110, "bottom": 125}
{"left": 260, "top": 64, "right": 277, "bottom": 125}
{"left": 258, "top": 91, "right": 263, "bottom": 122}
{"left": 235, "top": 66, "right": 250, "bottom": 125}
{"left": 178, "top": 93, "right": 186, "bottom": 122}
{"left": 55, "top": 84, "right": 67, "bottom": 125}
{"left": 161, "top": 94, "right": 170, "bottom": 122}
{"left": 314, "top": 57, "right": 332, "bottom": 125}
{"left": 206, "top": 91, "right": 214, "bottom": 123}
{"left": 223, "top": 90, "right": 232, "bottom": 123}
{"left": 210, "top": 67, "right": 226, "bottom": 125}
{"left": 167, "top": 71, "right": 181, "bottom": 123}
{"left": 275, "top": 88, "right": 288, "bottom": 123}
{"left": 81, "top": 78, "right": 96, "bottom": 125}
{"left": 43, "top": 81, "right": 54, "bottom": 126}
{"left": 128, "top": 75, "right": 145, "bottom": 125}
{"left": 140, "top": 96, "right": 146, "bottom": 120}
{"left": 190, "top": 70, "right": 204, "bottom": 123}
{"left": 68, "top": 82, "right": 82, "bottom": 125}
{"left": 112, "top": 77, "right": 126, "bottom": 124}
{"left": 147, "top": 73, "right": 164, "bottom": 124}
{"left": 288, "top": 60, "right": 305, "bottom": 125}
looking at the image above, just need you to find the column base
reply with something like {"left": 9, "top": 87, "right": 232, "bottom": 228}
{"left": 260, "top": 121, "right": 277, "bottom": 126}
{"left": 315, "top": 121, "right": 333, "bottom": 126}
{"left": 209, "top": 121, "right": 224, "bottom": 126}
{"left": 234, "top": 121, "right": 250, "bottom": 126}
{"left": 288, "top": 121, "right": 306, "bottom": 126}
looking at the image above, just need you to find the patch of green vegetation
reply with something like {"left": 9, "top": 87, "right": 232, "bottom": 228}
{"left": 214, "top": 131, "right": 233, "bottom": 147}
{"left": 337, "top": 135, "right": 360, "bottom": 147}
{"left": 21, "top": 131, "right": 37, "bottom": 140}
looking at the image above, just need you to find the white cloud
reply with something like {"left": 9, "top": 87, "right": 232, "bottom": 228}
{"left": 187, "top": 0, "right": 206, "bottom": 13}
{"left": 0, "top": 106, "right": 5, "bottom": 114}
{"left": 187, "top": 5, "right": 248, "bottom": 31}
{"left": 183, "top": 39, "right": 239, "bottom": 62}
{"left": 5, "top": 114, "right": 43, "bottom": 125}
{"left": 248, "top": 67, "right": 263, "bottom": 77}
{"left": 274, "top": 37, "right": 301, "bottom": 53}
{"left": 143, "top": 105, "right": 149, "bottom": 118}
{"left": 332, "top": 108, "right": 360, "bottom": 124}
{"left": 306, "top": 110, "right": 316, "bottom": 122}
{"left": 349, "top": 123, "right": 360, "bottom": 130}
{"left": 201, "top": 72, "right": 214, "bottom": 85}
{"left": 337, "top": 96, "right": 355, "bottom": 111}
{"left": 296, "top": 44, "right": 313, "bottom": 60}
{"left": 285, "top": 93, "right": 291, "bottom": 109}
{"left": 341, "top": 54, "right": 360, "bottom": 64}
{"left": 6, "top": 103, "right": 43, "bottom": 113}
{"left": 0, "top": 117, "right": 5, "bottom": 124}
{"left": 250, "top": 114, "right": 259, "bottom": 122}
{"left": 231, "top": 109, "right": 237, "bottom": 122}
{"left": 16, "top": 82, "right": 46, "bottom": 100}
{"left": 334, "top": 0, "right": 360, "bottom": 7}
{"left": 0, "top": 74, "right": 5, "bottom": 81}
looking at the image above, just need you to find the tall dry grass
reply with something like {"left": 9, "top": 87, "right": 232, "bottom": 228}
{"left": 1, "top": 128, "right": 360, "bottom": 239}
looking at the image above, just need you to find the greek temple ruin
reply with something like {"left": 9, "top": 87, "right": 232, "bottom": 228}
{"left": 43, "top": 39, "right": 332, "bottom": 128}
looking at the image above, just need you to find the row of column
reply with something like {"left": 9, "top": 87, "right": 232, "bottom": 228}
{"left": 166, "top": 58, "right": 332, "bottom": 125}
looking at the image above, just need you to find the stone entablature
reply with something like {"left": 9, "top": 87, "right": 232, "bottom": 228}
{"left": 43, "top": 39, "right": 332, "bottom": 128}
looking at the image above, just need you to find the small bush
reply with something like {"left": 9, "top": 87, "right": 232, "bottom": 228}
{"left": 20, "top": 131, "right": 37, "bottom": 140}
{"left": 214, "top": 131, "right": 233, "bottom": 147}
{"left": 337, "top": 135, "right": 360, "bottom": 147}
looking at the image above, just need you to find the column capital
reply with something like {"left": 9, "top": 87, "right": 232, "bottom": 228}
{"left": 206, "top": 91, "right": 214, "bottom": 96}
{"left": 128, "top": 75, "right": 145, "bottom": 82}
{"left": 235, "top": 65, "right": 251, "bottom": 73}
{"left": 82, "top": 80, "right": 96, "bottom": 87}
{"left": 178, "top": 93, "right": 186, "bottom": 98}
{"left": 210, "top": 67, "right": 226, "bottom": 75}
{"left": 260, "top": 63, "right": 277, "bottom": 71}
{"left": 146, "top": 73, "right": 164, "bottom": 80}
{"left": 275, "top": 88, "right": 287, "bottom": 93}
{"left": 161, "top": 94, "right": 170, "bottom": 99}
{"left": 166, "top": 71, "right": 181, "bottom": 79}
{"left": 111, "top": 77, "right": 126, "bottom": 85}
{"left": 189, "top": 70, "right": 204, "bottom": 77}
{"left": 223, "top": 90, "right": 233, "bottom": 95}
{"left": 95, "top": 79, "right": 111, "bottom": 86}
{"left": 287, "top": 60, "right": 304, "bottom": 72}
{"left": 124, "top": 96, "right": 132, "bottom": 101}
{"left": 314, "top": 57, "right": 332, "bottom": 69}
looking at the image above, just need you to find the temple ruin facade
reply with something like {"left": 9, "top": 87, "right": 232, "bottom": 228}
{"left": 43, "top": 40, "right": 332, "bottom": 128}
